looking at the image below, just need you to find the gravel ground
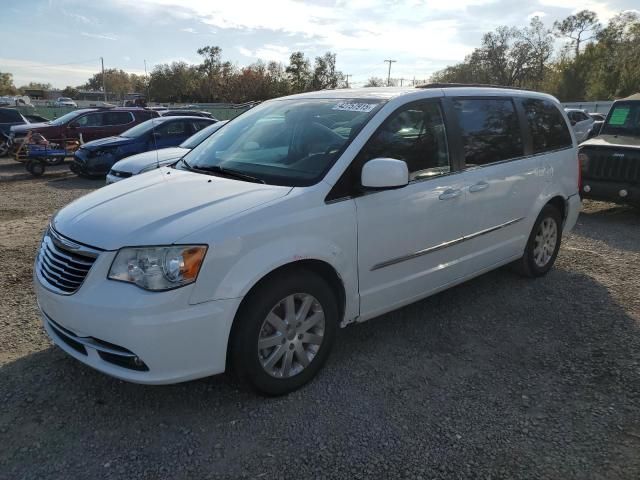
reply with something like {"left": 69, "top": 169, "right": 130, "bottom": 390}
{"left": 0, "top": 158, "right": 639, "bottom": 480}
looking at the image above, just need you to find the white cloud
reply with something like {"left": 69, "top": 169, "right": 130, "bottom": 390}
{"left": 528, "top": 11, "right": 547, "bottom": 20}
{"left": 1, "top": 58, "right": 144, "bottom": 88}
{"left": 81, "top": 32, "right": 118, "bottom": 41}
{"left": 62, "top": 10, "right": 97, "bottom": 25}
{"left": 237, "top": 44, "right": 291, "bottom": 63}
{"left": 181, "top": 27, "right": 197, "bottom": 33}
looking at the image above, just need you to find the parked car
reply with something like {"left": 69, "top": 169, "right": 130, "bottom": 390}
{"left": 34, "top": 86, "right": 580, "bottom": 395}
{"left": 71, "top": 116, "right": 216, "bottom": 177}
{"left": 159, "top": 109, "right": 216, "bottom": 119}
{"left": 588, "top": 112, "right": 606, "bottom": 137}
{"left": 0, "top": 107, "right": 29, "bottom": 156}
{"left": 106, "top": 120, "right": 228, "bottom": 184}
{"left": 55, "top": 97, "right": 77, "bottom": 108}
{"left": 9, "top": 107, "right": 159, "bottom": 154}
{"left": 564, "top": 108, "right": 595, "bottom": 143}
{"left": 579, "top": 94, "right": 640, "bottom": 208}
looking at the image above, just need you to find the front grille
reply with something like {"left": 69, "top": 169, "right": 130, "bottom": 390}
{"left": 583, "top": 147, "right": 640, "bottom": 183}
{"left": 109, "top": 169, "right": 132, "bottom": 179}
{"left": 37, "top": 230, "right": 98, "bottom": 294}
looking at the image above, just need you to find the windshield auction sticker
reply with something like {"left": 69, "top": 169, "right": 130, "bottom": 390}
{"left": 609, "top": 107, "right": 630, "bottom": 125}
{"left": 332, "top": 102, "right": 377, "bottom": 112}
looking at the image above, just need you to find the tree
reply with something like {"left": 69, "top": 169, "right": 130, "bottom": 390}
{"left": 82, "top": 69, "right": 133, "bottom": 99}
{"left": 197, "top": 46, "right": 223, "bottom": 101}
{"left": 431, "top": 20, "right": 553, "bottom": 88}
{"left": 286, "top": 52, "right": 311, "bottom": 93}
{"left": 311, "top": 52, "right": 343, "bottom": 90}
{"left": 0, "top": 72, "right": 17, "bottom": 95}
{"left": 18, "top": 81, "right": 52, "bottom": 91}
{"left": 553, "top": 10, "right": 601, "bottom": 57}
{"left": 364, "top": 77, "right": 385, "bottom": 87}
{"left": 61, "top": 86, "right": 79, "bottom": 98}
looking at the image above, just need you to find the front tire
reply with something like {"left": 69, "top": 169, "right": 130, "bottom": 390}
{"left": 229, "top": 269, "right": 338, "bottom": 396}
{"left": 514, "top": 204, "right": 562, "bottom": 277}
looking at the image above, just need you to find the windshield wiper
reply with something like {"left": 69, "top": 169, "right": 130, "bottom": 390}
{"left": 189, "top": 164, "right": 265, "bottom": 184}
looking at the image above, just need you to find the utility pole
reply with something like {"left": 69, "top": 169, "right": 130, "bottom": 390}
{"left": 100, "top": 57, "right": 106, "bottom": 102}
{"left": 345, "top": 74, "right": 352, "bottom": 88}
{"left": 144, "top": 59, "right": 150, "bottom": 99}
{"left": 384, "top": 59, "right": 396, "bottom": 87}
{"left": 399, "top": 78, "right": 407, "bottom": 87}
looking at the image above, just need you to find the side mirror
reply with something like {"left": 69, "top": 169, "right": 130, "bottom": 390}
{"left": 570, "top": 120, "right": 577, "bottom": 126}
{"left": 68, "top": 122, "right": 78, "bottom": 129}
{"left": 361, "top": 158, "right": 409, "bottom": 189}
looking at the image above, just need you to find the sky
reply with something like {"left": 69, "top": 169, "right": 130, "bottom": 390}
{"left": 1, "top": 0, "right": 638, "bottom": 89}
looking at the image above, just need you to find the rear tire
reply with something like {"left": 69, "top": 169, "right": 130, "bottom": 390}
{"left": 513, "top": 204, "right": 562, "bottom": 277}
{"left": 229, "top": 269, "right": 338, "bottom": 396}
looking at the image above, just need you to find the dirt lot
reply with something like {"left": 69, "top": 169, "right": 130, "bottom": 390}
{"left": 1, "top": 158, "right": 639, "bottom": 480}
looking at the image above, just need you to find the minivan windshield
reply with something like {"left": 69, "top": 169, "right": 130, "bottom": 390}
{"left": 178, "top": 98, "right": 384, "bottom": 186}
{"left": 49, "top": 110, "right": 86, "bottom": 126}
{"left": 601, "top": 102, "right": 640, "bottom": 136}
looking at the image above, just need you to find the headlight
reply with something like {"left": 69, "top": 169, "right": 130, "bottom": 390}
{"left": 108, "top": 245, "right": 207, "bottom": 291}
{"left": 139, "top": 163, "right": 159, "bottom": 173}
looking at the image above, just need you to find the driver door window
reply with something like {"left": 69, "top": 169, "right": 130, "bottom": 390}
{"left": 75, "top": 113, "right": 103, "bottom": 128}
{"left": 358, "top": 101, "right": 450, "bottom": 181}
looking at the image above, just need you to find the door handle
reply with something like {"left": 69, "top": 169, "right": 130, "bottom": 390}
{"left": 469, "top": 181, "right": 489, "bottom": 193}
{"left": 439, "top": 188, "right": 462, "bottom": 200}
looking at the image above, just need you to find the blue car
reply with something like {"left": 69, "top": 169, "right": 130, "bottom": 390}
{"left": 70, "top": 116, "right": 216, "bottom": 177}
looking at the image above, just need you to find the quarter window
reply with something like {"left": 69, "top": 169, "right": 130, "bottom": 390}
{"left": 357, "top": 101, "right": 450, "bottom": 181}
{"left": 452, "top": 98, "right": 523, "bottom": 167}
{"left": 523, "top": 99, "right": 572, "bottom": 153}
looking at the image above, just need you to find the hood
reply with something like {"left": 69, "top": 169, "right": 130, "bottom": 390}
{"left": 580, "top": 134, "right": 640, "bottom": 150}
{"left": 11, "top": 122, "right": 52, "bottom": 134}
{"left": 111, "top": 147, "right": 189, "bottom": 173}
{"left": 82, "top": 136, "right": 134, "bottom": 150}
{"left": 52, "top": 168, "right": 292, "bottom": 250}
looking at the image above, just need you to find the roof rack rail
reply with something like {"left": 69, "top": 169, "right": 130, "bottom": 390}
{"left": 416, "top": 82, "right": 528, "bottom": 91}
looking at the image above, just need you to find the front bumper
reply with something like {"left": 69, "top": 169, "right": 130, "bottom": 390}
{"left": 34, "top": 249, "right": 242, "bottom": 384}
{"left": 71, "top": 149, "right": 117, "bottom": 177}
{"left": 581, "top": 179, "right": 640, "bottom": 206}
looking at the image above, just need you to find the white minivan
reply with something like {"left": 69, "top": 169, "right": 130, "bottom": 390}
{"left": 35, "top": 86, "right": 581, "bottom": 395}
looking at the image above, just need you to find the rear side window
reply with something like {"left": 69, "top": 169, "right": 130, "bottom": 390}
{"left": 523, "top": 99, "right": 572, "bottom": 153}
{"left": 135, "top": 110, "right": 158, "bottom": 121}
{"left": 452, "top": 98, "right": 523, "bottom": 167}
{"left": 103, "top": 112, "right": 133, "bottom": 126}
{"left": 0, "top": 109, "right": 24, "bottom": 123}
{"left": 192, "top": 120, "right": 213, "bottom": 132}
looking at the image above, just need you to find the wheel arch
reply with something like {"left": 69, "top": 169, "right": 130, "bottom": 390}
{"left": 235, "top": 259, "right": 347, "bottom": 326}
{"left": 546, "top": 195, "right": 567, "bottom": 224}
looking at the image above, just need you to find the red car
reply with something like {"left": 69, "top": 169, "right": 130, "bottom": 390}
{"left": 9, "top": 107, "right": 159, "bottom": 154}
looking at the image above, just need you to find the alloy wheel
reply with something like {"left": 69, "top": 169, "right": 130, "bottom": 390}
{"left": 257, "top": 293, "right": 325, "bottom": 378}
{"left": 533, "top": 217, "right": 558, "bottom": 268}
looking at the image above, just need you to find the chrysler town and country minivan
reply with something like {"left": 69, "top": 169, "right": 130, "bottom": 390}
{"left": 34, "top": 86, "right": 581, "bottom": 395}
